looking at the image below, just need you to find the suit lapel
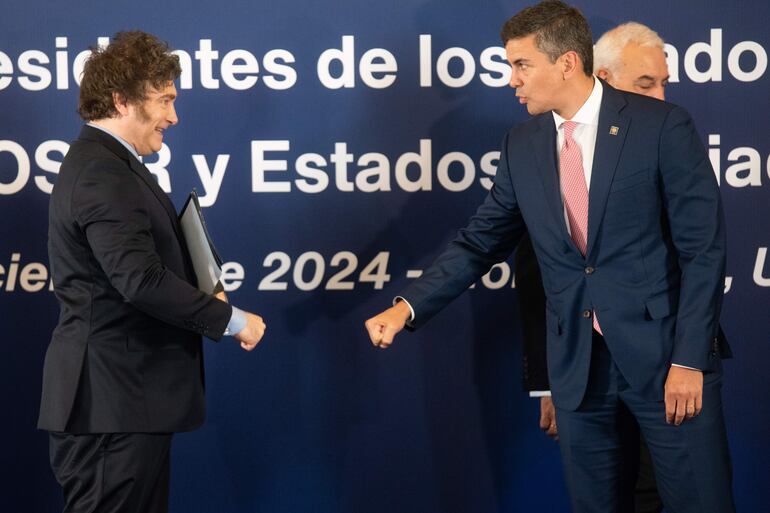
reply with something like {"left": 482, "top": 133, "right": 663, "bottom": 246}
{"left": 586, "top": 85, "right": 630, "bottom": 258}
{"left": 127, "top": 156, "right": 185, "bottom": 241}
{"left": 531, "top": 115, "right": 572, "bottom": 246}
{"left": 126, "top": 157, "right": 196, "bottom": 282}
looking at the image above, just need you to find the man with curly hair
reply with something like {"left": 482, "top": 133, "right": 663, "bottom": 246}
{"left": 38, "top": 31, "right": 266, "bottom": 513}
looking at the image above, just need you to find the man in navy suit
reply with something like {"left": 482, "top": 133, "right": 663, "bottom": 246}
{"left": 521, "top": 21, "right": 672, "bottom": 513}
{"left": 364, "top": 2, "right": 734, "bottom": 511}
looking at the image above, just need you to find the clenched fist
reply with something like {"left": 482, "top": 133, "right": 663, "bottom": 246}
{"left": 364, "top": 301, "right": 411, "bottom": 349}
{"left": 234, "top": 312, "right": 266, "bottom": 351}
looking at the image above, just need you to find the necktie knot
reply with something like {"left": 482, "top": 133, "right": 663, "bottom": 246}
{"left": 562, "top": 120, "right": 578, "bottom": 140}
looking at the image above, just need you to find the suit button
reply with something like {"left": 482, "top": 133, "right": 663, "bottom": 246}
{"left": 585, "top": 266, "right": 594, "bottom": 274}
{"left": 582, "top": 310, "right": 592, "bottom": 318}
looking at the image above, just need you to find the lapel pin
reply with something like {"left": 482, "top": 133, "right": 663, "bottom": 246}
{"left": 609, "top": 126, "right": 619, "bottom": 136}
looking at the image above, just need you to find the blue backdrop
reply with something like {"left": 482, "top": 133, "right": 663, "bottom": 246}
{"left": 1, "top": 1, "right": 767, "bottom": 511}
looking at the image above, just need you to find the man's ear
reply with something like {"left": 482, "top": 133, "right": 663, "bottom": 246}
{"left": 113, "top": 92, "right": 129, "bottom": 117}
{"left": 596, "top": 68, "right": 611, "bottom": 81}
{"left": 561, "top": 51, "right": 582, "bottom": 79}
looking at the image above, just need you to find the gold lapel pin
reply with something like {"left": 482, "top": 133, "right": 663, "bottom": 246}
{"left": 609, "top": 126, "right": 619, "bottom": 136}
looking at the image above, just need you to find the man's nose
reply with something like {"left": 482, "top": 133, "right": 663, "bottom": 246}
{"left": 509, "top": 69, "right": 521, "bottom": 88}
{"left": 168, "top": 103, "right": 179, "bottom": 125}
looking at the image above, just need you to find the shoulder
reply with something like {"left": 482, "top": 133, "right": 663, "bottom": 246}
{"left": 503, "top": 114, "right": 550, "bottom": 146}
{"left": 609, "top": 86, "right": 689, "bottom": 122}
{"left": 66, "top": 133, "right": 132, "bottom": 177}
{"left": 65, "top": 146, "right": 144, "bottom": 224}
{"left": 60, "top": 136, "right": 131, "bottom": 182}
{"left": 601, "top": 87, "right": 699, "bottom": 142}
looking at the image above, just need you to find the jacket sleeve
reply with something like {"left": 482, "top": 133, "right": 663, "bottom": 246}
{"left": 400, "top": 131, "right": 527, "bottom": 330}
{"left": 658, "top": 106, "right": 726, "bottom": 370}
{"left": 71, "top": 158, "right": 232, "bottom": 340}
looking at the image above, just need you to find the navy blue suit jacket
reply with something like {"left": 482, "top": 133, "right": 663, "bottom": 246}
{"left": 401, "top": 83, "right": 730, "bottom": 411}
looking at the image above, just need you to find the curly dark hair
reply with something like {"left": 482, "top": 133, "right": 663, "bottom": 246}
{"left": 78, "top": 31, "right": 181, "bottom": 121}
{"left": 500, "top": 0, "right": 593, "bottom": 76}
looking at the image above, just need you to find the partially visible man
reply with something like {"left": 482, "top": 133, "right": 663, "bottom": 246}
{"left": 594, "top": 22, "right": 669, "bottom": 100}
{"left": 519, "top": 21, "right": 669, "bottom": 513}
{"left": 38, "top": 31, "right": 266, "bottom": 513}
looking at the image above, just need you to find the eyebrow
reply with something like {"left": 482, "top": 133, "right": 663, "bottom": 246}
{"left": 635, "top": 74, "right": 670, "bottom": 83}
{"left": 512, "top": 58, "right": 530, "bottom": 66}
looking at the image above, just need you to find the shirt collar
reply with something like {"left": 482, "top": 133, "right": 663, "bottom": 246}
{"left": 552, "top": 77, "right": 603, "bottom": 129}
{"left": 87, "top": 122, "right": 141, "bottom": 161}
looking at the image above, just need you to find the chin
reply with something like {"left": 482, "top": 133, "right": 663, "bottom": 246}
{"left": 148, "top": 139, "right": 163, "bottom": 154}
{"left": 526, "top": 104, "right": 542, "bottom": 115}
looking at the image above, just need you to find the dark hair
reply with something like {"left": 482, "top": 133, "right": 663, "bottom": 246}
{"left": 78, "top": 31, "right": 181, "bottom": 121}
{"left": 500, "top": 0, "right": 593, "bottom": 76}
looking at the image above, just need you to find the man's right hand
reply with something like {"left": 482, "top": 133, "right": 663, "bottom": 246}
{"left": 539, "top": 396, "right": 558, "bottom": 440}
{"left": 234, "top": 312, "right": 266, "bottom": 351}
{"left": 364, "top": 301, "right": 411, "bottom": 349}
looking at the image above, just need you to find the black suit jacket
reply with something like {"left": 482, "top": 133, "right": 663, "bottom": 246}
{"left": 514, "top": 232, "right": 549, "bottom": 392}
{"left": 38, "top": 125, "right": 231, "bottom": 434}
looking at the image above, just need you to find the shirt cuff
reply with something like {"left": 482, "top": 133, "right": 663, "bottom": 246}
{"left": 224, "top": 306, "right": 247, "bottom": 336}
{"left": 393, "top": 296, "right": 415, "bottom": 322}
{"left": 671, "top": 363, "right": 701, "bottom": 371}
{"left": 529, "top": 391, "right": 552, "bottom": 397}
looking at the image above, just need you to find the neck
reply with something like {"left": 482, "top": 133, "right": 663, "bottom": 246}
{"left": 553, "top": 74, "right": 594, "bottom": 120}
{"left": 90, "top": 118, "right": 136, "bottom": 150}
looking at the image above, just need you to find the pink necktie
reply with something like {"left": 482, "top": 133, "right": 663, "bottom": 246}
{"left": 559, "top": 121, "right": 602, "bottom": 334}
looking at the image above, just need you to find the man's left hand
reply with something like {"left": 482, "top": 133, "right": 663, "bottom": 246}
{"left": 664, "top": 366, "right": 703, "bottom": 426}
{"left": 539, "top": 396, "right": 558, "bottom": 440}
